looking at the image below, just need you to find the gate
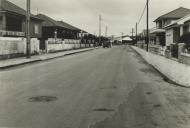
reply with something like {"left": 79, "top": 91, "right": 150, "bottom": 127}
{"left": 171, "top": 44, "right": 178, "bottom": 58}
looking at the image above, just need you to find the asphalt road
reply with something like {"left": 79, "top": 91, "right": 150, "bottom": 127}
{"left": 0, "top": 46, "right": 190, "bottom": 128}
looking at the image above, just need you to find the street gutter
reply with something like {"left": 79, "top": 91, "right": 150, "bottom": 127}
{"left": 0, "top": 48, "right": 97, "bottom": 70}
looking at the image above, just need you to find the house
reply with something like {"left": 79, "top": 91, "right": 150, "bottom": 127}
{"left": 36, "top": 14, "right": 87, "bottom": 49}
{"left": 36, "top": 14, "right": 82, "bottom": 40}
{"left": 58, "top": 21, "right": 81, "bottom": 39}
{"left": 36, "top": 14, "right": 68, "bottom": 40}
{"left": 151, "top": 7, "right": 190, "bottom": 46}
{"left": 0, "top": 0, "right": 42, "bottom": 38}
{"left": 164, "top": 13, "right": 190, "bottom": 45}
{"left": 164, "top": 14, "right": 190, "bottom": 57}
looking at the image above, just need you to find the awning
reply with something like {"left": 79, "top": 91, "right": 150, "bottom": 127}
{"left": 150, "top": 28, "right": 165, "bottom": 34}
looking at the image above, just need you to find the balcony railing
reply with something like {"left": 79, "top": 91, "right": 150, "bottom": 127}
{"left": 0, "top": 30, "right": 25, "bottom": 37}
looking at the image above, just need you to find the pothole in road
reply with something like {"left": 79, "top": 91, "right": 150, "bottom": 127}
{"left": 153, "top": 104, "right": 162, "bottom": 108}
{"left": 92, "top": 108, "right": 115, "bottom": 112}
{"left": 28, "top": 96, "right": 58, "bottom": 103}
{"left": 99, "top": 86, "right": 117, "bottom": 90}
{"left": 146, "top": 92, "right": 152, "bottom": 95}
{"left": 152, "top": 121, "right": 159, "bottom": 126}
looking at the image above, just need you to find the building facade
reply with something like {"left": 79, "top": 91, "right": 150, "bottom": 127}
{"left": 165, "top": 14, "right": 190, "bottom": 48}
{"left": 151, "top": 7, "right": 190, "bottom": 46}
{"left": 0, "top": 0, "right": 42, "bottom": 38}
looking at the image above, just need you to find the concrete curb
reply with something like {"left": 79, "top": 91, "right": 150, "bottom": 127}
{"left": 0, "top": 59, "right": 42, "bottom": 70}
{"left": 0, "top": 48, "right": 95, "bottom": 70}
{"left": 130, "top": 46, "right": 190, "bottom": 88}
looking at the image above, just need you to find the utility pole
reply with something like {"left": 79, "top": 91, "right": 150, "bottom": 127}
{"left": 121, "top": 32, "right": 124, "bottom": 44}
{"left": 26, "top": 0, "right": 31, "bottom": 58}
{"left": 146, "top": 0, "right": 149, "bottom": 52}
{"left": 105, "top": 25, "right": 108, "bottom": 37}
{"left": 132, "top": 28, "right": 134, "bottom": 39}
{"left": 99, "top": 15, "right": 102, "bottom": 46}
{"left": 136, "top": 23, "right": 138, "bottom": 44}
{"left": 131, "top": 28, "right": 135, "bottom": 41}
{"left": 80, "top": 31, "right": 83, "bottom": 48}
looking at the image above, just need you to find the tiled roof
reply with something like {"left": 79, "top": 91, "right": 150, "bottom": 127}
{"left": 1, "top": 0, "right": 41, "bottom": 20}
{"left": 154, "top": 7, "right": 190, "bottom": 22}
{"left": 36, "top": 14, "right": 83, "bottom": 31}
{"left": 58, "top": 21, "right": 81, "bottom": 31}
{"left": 36, "top": 14, "right": 64, "bottom": 28}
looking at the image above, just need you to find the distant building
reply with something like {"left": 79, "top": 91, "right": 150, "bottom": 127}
{"left": 151, "top": 7, "right": 190, "bottom": 46}
{"left": 0, "top": 0, "right": 43, "bottom": 38}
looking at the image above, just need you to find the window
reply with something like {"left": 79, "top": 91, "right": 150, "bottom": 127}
{"left": 183, "top": 25, "right": 189, "bottom": 34}
{"left": 34, "top": 24, "right": 39, "bottom": 34}
{"left": 0, "top": 16, "right": 2, "bottom": 30}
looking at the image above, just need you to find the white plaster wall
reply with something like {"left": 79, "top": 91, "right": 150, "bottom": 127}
{"left": 0, "top": 37, "right": 39, "bottom": 55}
{"left": 166, "top": 28, "right": 173, "bottom": 46}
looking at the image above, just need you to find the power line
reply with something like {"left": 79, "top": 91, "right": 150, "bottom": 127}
{"left": 137, "top": 0, "right": 151, "bottom": 25}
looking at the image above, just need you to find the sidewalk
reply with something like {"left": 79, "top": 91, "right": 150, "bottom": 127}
{"left": 131, "top": 46, "right": 190, "bottom": 88}
{"left": 0, "top": 48, "right": 96, "bottom": 69}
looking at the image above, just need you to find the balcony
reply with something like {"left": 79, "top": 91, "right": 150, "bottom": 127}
{"left": 0, "top": 30, "right": 25, "bottom": 37}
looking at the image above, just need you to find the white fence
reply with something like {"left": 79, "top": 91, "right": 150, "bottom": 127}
{"left": 0, "top": 37, "right": 40, "bottom": 56}
{"left": 45, "top": 38, "right": 94, "bottom": 53}
{"left": 0, "top": 37, "right": 94, "bottom": 59}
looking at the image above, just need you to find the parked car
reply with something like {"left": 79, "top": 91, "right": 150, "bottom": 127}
{"left": 103, "top": 41, "right": 112, "bottom": 48}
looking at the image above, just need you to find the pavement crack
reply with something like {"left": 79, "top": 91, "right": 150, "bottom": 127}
{"left": 92, "top": 108, "right": 115, "bottom": 112}
{"left": 28, "top": 96, "right": 58, "bottom": 103}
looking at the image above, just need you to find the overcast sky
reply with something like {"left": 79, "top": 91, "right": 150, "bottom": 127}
{"left": 9, "top": 0, "right": 190, "bottom": 37}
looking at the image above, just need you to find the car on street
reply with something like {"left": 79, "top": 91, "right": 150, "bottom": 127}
{"left": 103, "top": 41, "right": 112, "bottom": 48}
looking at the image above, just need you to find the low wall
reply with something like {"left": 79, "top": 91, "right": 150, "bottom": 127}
{"left": 0, "top": 37, "right": 39, "bottom": 59}
{"left": 45, "top": 39, "right": 64, "bottom": 53}
{"left": 137, "top": 42, "right": 190, "bottom": 66}
{"left": 179, "top": 53, "right": 190, "bottom": 66}
{"left": 137, "top": 41, "right": 162, "bottom": 55}
{"left": 137, "top": 41, "right": 144, "bottom": 49}
{"left": 46, "top": 38, "right": 94, "bottom": 53}
{"left": 148, "top": 45, "right": 160, "bottom": 55}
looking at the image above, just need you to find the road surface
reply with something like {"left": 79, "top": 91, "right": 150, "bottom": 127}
{"left": 0, "top": 46, "right": 190, "bottom": 128}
